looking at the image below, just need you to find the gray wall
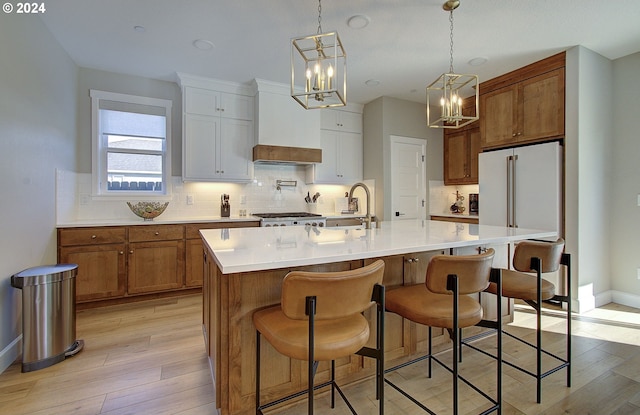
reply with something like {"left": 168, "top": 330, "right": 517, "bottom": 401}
{"left": 0, "top": 14, "right": 78, "bottom": 371}
{"left": 363, "top": 96, "right": 443, "bottom": 220}
{"left": 611, "top": 52, "right": 640, "bottom": 302}
{"left": 566, "top": 46, "right": 615, "bottom": 311}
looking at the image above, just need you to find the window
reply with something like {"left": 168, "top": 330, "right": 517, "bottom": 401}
{"left": 90, "top": 90, "right": 172, "bottom": 197}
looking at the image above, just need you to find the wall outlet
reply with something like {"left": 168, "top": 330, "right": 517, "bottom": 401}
{"left": 637, "top": 268, "right": 640, "bottom": 280}
{"left": 240, "top": 194, "right": 247, "bottom": 205}
{"left": 186, "top": 195, "right": 194, "bottom": 205}
{"left": 637, "top": 194, "right": 640, "bottom": 206}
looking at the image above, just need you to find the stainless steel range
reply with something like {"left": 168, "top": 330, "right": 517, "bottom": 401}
{"left": 253, "top": 212, "right": 326, "bottom": 227}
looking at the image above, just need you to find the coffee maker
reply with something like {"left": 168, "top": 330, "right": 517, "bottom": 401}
{"left": 469, "top": 193, "right": 479, "bottom": 214}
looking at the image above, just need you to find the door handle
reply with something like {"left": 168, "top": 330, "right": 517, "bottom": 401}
{"left": 395, "top": 212, "right": 405, "bottom": 217}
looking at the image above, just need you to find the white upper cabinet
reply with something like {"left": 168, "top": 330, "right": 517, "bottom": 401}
{"left": 178, "top": 75, "right": 254, "bottom": 182}
{"left": 185, "top": 87, "right": 253, "bottom": 120}
{"left": 307, "top": 108, "right": 363, "bottom": 184}
{"left": 320, "top": 109, "right": 362, "bottom": 134}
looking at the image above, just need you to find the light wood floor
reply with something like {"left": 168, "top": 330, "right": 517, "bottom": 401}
{"left": 1, "top": 295, "right": 640, "bottom": 415}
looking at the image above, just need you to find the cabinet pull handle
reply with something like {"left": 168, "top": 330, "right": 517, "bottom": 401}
{"left": 91, "top": 235, "right": 97, "bottom": 239}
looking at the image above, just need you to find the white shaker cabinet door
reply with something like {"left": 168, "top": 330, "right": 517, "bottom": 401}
{"left": 218, "top": 118, "right": 253, "bottom": 181}
{"left": 183, "top": 114, "right": 219, "bottom": 180}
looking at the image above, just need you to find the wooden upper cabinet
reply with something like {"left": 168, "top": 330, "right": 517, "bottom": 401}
{"left": 479, "top": 52, "right": 565, "bottom": 150}
{"left": 444, "top": 127, "right": 480, "bottom": 185}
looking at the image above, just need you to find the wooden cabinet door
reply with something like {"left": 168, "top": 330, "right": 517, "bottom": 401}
{"left": 480, "top": 84, "right": 518, "bottom": 148}
{"left": 468, "top": 128, "right": 481, "bottom": 183}
{"left": 185, "top": 238, "right": 204, "bottom": 287}
{"left": 128, "top": 240, "right": 185, "bottom": 294}
{"left": 519, "top": 68, "right": 565, "bottom": 142}
{"left": 444, "top": 127, "right": 480, "bottom": 185}
{"left": 444, "top": 130, "right": 468, "bottom": 184}
{"left": 59, "top": 243, "right": 126, "bottom": 302}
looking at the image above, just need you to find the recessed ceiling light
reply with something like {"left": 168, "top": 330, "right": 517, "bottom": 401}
{"left": 347, "top": 15, "right": 371, "bottom": 29}
{"left": 468, "top": 56, "right": 489, "bottom": 66}
{"left": 133, "top": 25, "right": 146, "bottom": 33}
{"left": 193, "top": 39, "right": 215, "bottom": 50}
{"left": 365, "top": 79, "right": 380, "bottom": 87}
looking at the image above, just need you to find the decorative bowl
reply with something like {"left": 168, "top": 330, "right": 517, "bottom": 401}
{"left": 127, "top": 201, "right": 169, "bottom": 221}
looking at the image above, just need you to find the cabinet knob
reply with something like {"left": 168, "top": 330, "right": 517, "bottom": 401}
{"left": 119, "top": 251, "right": 124, "bottom": 255}
{"left": 406, "top": 258, "right": 414, "bottom": 263}
{"left": 129, "top": 250, "right": 134, "bottom": 254}
{"left": 155, "top": 231, "right": 160, "bottom": 236}
{"left": 91, "top": 235, "right": 97, "bottom": 239}
{"left": 413, "top": 258, "right": 420, "bottom": 262}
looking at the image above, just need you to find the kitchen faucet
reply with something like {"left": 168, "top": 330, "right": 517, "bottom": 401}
{"left": 348, "top": 182, "right": 374, "bottom": 229}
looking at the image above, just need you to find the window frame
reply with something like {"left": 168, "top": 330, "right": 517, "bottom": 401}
{"left": 90, "top": 90, "right": 172, "bottom": 199}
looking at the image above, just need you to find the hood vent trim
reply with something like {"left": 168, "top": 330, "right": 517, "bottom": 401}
{"left": 253, "top": 145, "right": 322, "bottom": 165}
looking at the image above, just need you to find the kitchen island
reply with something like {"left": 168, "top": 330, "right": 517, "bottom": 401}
{"left": 200, "top": 220, "right": 556, "bottom": 415}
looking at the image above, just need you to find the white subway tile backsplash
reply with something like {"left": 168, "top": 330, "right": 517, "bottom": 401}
{"left": 56, "top": 166, "right": 374, "bottom": 224}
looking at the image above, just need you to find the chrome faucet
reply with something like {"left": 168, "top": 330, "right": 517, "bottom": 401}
{"left": 348, "top": 182, "right": 373, "bottom": 229}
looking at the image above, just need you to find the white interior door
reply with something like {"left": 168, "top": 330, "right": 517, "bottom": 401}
{"left": 390, "top": 135, "right": 426, "bottom": 220}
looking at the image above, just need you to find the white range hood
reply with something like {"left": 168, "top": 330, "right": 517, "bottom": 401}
{"left": 251, "top": 79, "right": 321, "bottom": 164}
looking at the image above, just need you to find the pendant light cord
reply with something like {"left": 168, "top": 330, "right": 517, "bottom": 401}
{"left": 317, "top": 0, "right": 323, "bottom": 34}
{"left": 449, "top": 10, "right": 455, "bottom": 73}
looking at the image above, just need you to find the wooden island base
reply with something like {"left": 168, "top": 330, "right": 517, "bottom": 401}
{"left": 202, "top": 248, "right": 509, "bottom": 415}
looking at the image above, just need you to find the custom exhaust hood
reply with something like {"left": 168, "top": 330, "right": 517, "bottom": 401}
{"left": 251, "top": 79, "right": 322, "bottom": 165}
{"left": 253, "top": 144, "right": 322, "bottom": 164}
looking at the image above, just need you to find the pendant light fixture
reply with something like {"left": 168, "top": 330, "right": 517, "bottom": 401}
{"left": 291, "top": 0, "right": 346, "bottom": 109}
{"left": 426, "top": 0, "right": 479, "bottom": 129}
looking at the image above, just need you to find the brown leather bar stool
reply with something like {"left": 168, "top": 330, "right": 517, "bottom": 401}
{"left": 464, "top": 238, "right": 571, "bottom": 403}
{"left": 384, "top": 249, "right": 501, "bottom": 415}
{"left": 253, "top": 260, "right": 386, "bottom": 415}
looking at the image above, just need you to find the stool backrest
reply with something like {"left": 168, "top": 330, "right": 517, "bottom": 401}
{"left": 426, "top": 249, "right": 495, "bottom": 295}
{"left": 513, "top": 238, "right": 565, "bottom": 273}
{"left": 281, "top": 260, "right": 385, "bottom": 320}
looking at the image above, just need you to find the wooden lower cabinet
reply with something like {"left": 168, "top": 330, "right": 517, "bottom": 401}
{"left": 59, "top": 243, "right": 126, "bottom": 302}
{"left": 58, "top": 221, "right": 258, "bottom": 305}
{"left": 58, "top": 226, "right": 127, "bottom": 302}
{"left": 204, "top": 247, "right": 510, "bottom": 415}
{"left": 128, "top": 240, "right": 185, "bottom": 294}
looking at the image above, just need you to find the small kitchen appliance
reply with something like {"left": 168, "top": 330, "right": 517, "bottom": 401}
{"left": 469, "top": 193, "right": 479, "bottom": 214}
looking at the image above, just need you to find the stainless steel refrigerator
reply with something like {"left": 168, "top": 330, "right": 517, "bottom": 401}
{"left": 478, "top": 141, "right": 562, "bottom": 235}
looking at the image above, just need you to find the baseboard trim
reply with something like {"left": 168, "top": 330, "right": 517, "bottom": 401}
{"left": 608, "top": 290, "right": 640, "bottom": 310}
{"left": 0, "top": 335, "right": 21, "bottom": 374}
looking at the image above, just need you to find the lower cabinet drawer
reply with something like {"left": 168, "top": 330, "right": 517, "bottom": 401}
{"left": 128, "top": 224, "right": 185, "bottom": 242}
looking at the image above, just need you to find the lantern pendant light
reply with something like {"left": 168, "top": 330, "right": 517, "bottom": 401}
{"left": 291, "top": 0, "right": 347, "bottom": 109}
{"left": 427, "top": 0, "right": 479, "bottom": 129}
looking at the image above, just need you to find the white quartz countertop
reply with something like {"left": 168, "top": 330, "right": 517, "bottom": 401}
{"left": 201, "top": 219, "right": 556, "bottom": 274}
{"left": 56, "top": 216, "right": 260, "bottom": 228}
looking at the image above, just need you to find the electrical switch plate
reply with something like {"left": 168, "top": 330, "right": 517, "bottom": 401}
{"left": 240, "top": 195, "right": 247, "bottom": 204}
{"left": 637, "top": 268, "right": 640, "bottom": 280}
{"left": 187, "top": 195, "right": 194, "bottom": 205}
{"left": 637, "top": 194, "right": 640, "bottom": 206}
{"left": 79, "top": 194, "right": 90, "bottom": 205}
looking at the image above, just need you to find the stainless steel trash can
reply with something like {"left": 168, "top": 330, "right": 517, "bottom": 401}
{"left": 11, "top": 264, "right": 84, "bottom": 372}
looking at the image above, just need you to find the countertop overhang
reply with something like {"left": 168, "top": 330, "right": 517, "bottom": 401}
{"left": 201, "top": 219, "right": 557, "bottom": 274}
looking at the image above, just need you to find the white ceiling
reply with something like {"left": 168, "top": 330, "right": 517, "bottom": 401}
{"left": 39, "top": 0, "right": 640, "bottom": 105}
